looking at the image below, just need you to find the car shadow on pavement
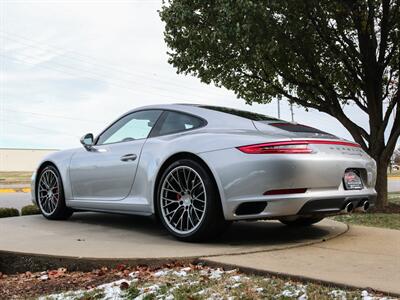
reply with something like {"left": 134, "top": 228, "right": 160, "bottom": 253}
{"left": 69, "top": 212, "right": 332, "bottom": 246}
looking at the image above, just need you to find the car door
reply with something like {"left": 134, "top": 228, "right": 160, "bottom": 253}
{"left": 69, "top": 109, "right": 162, "bottom": 201}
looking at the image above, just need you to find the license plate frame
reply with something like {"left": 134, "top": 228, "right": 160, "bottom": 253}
{"left": 343, "top": 170, "right": 363, "bottom": 190}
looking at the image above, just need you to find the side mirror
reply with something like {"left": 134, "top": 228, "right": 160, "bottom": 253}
{"left": 80, "top": 133, "right": 94, "bottom": 151}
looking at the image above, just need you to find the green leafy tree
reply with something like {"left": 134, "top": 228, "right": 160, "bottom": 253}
{"left": 160, "top": 0, "right": 400, "bottom": 208}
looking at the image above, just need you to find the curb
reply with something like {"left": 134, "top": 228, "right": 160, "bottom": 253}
{"left": 0, "top": 188, "right": 31, "bottom": 193}
{"left": 198, "top": 259, "right": 400, "bottom": 298}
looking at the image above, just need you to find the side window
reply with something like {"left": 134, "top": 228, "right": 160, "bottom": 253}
{"left": 158, "top": 111, "right": 204, "bottom": 136}
{"left": 97, "top": 110, "right": 162, "bottom": 145}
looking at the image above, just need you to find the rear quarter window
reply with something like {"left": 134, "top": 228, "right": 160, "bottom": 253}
{"left": 157, "top": 111, "right": 205, "bottom": 136}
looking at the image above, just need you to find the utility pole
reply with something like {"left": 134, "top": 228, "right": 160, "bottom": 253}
{"left": 290, "top": 103, "right": 294, "bottom": 122}
{"left": 277, "top": 99, "right": 281, "bottom": 119}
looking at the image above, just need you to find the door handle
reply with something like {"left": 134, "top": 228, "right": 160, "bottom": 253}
{"left": 120, "top": 154, "right": 137, "bottom": 162}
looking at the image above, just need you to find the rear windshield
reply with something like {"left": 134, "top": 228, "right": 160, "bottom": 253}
{"left": 201, "top": 105, "right": 332, "bottom": 135}
{"left": 269, "top": 122, "right": 332, "bottom": 135}
{"left": 200, "top": 105, "right": 280, "bottom": 121}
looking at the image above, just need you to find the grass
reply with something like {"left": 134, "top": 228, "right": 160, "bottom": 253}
{"left": 0, "top": 207, "right": 19, "bottom": 218}
{"left": 333, "top": 213, "right": 400, "bottom": 230}
{"left": 388, "top": 192, "right": 400, "bottom": 204}
{"left": 387, "top": 169, "right": 400, "bottom": 177}
{"left": 21, "top": 204, "right": 41, "bottom": 216}
{"left": 0, "top": 171, "right": 32, "bottom": 184}
{"left": 333, "top": 192, "right": 400, "bottom": 230}
{"left": 40, "top": 265, "right": 392, "bottom": 300}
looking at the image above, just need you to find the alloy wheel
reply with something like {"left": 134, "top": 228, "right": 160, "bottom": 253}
{"left": 38, "top": 169, "right": 60, "bottom": 216}
{"left": 160, "top": 166, "right": 207, "bottom": 235}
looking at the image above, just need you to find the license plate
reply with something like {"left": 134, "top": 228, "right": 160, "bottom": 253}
{"left": 343, "top": 170, "right": 363, "bottom": 190}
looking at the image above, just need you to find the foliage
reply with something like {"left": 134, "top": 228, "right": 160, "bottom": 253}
{"left": 0, "top": 207, "right": 19, "bottom": 218}
{"left": 334, "top": 213, "right": 400, "bottom": 230}
{"left": 160, "top": 0, "right": 400, "bottom": 207}
{"left": 21, "top": 204, "right": 41, "bottom": 216}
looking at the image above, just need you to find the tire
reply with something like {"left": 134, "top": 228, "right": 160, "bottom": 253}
{"left": 36, "top": 165, "right": 73, "bottom": 220}
{"left": 279, "top": 216, "right": 324, "bottom": 226}
{"left": 156, "top": 159, "right": 229, "bottom": 242}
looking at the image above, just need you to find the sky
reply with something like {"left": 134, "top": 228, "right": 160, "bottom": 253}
{"left": 0, "top": 0, "right": 392, "bottom": 150}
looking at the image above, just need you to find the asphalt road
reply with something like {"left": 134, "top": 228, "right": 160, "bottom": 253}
{"left": 0, "top": 193, "right": 32, "bottom": 210}
{"left": 0, "top": 178, "right": 399, "bottom": 211}
{"left": 389, "top": 177, "right": 400, "bottom": 192}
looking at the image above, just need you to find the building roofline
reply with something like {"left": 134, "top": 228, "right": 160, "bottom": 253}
{"left": 0, "top": 148, "right": 59, "bottom": 151}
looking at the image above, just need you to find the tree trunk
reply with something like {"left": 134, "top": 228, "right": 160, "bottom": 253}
{"left": 375, "top": 158, "right": 389, "bottom": 209}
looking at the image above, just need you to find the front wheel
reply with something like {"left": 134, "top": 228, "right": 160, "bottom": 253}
{"left": 279, "top": 216, "right": 324, "bottom": 226}
{"left": 156, "top": 159, "right": 229, "bottom": 242}
{"left": 37, "top": 165, "right": 73, "bottom": 220}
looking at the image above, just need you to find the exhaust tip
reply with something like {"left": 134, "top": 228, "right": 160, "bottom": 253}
{"left": 362, "top": 200, "right": 370, "bottom": 211}
{"left": 344, "top": 202, "right": 354, "bottom": 213}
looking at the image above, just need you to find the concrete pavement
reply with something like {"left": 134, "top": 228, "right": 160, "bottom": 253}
{"left": 0, "top": 212, "right": 399, "bottom": 295}
{"left": 203, "top": 225, "right": 400, "bottom": 295}
{"left": 0, "top": 214, "right": 345, "bottom": 259}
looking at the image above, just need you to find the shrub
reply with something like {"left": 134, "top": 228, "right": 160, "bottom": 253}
{"left": 21, "top": 204, "right": 41, "bottom": 216}
{"left": 0, "top": 208, "right": 20, "bottom": 218}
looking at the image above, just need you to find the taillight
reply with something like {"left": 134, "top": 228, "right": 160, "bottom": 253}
{"left": 264, "top": 188, "right": 307, "bottom": 195}
{"left": 237, "top": 141, "right": 312, "bottom": 154}
{"left": 237, "top": 139, "right": 360, "bottom": 154}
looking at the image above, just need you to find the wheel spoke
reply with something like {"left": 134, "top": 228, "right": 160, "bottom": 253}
{"left": 170, "top": 172, "right": 184, "bottom": 192}
{"left": 192, "top": 190, "right": 204, "bottom": 199}
{"left": 165, "top": 179, "right": 181, "bottom": 194}
{"left": 182, "top": 168, "right": 189, "bottom": 190}
{"left": 188, "top": 208, "right": 195, "bottom": 228}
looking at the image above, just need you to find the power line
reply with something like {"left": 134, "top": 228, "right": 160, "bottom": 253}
{"left": 1, "top": 53, "right": 192, "bottom": 101}
{"left": 0, "top": 119, "right": 81, "bottom": 138}
{"left": 3, "top": 108, "right": 105, "bottom": 124}
{"left": 0, "top": 31, "right": 228, "bottom": 99}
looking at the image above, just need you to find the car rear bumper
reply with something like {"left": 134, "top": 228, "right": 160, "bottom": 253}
{"left": 199, "top": 146, "right": 377, "bottom": 221}
{"left": 221, "top": 189, "right": 376, "bottom": 220}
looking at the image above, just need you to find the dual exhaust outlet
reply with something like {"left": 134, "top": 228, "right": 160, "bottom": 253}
{"left": 342, "top": 200, "right": 370, "bottom": 214}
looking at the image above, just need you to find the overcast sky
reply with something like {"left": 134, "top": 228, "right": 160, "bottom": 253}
{"left": 0, "top": 0, "right": 388, "bottom": 150}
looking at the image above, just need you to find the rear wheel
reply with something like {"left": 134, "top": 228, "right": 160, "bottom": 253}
{"left": 279, "top": 216, "right": 324, "bottom": 226}
{"left": 156, "top": 159, "right": 229, "bottom": 242}
{"left": 37, "top": 165, "right": 73, "bottom": 220}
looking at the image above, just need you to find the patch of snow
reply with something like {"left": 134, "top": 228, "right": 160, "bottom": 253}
{"left": 97, "top": 279, "right": 126, "bottom": 299}
{"left": 199, "top": 269, "right": 209, "bottom": 276}
{"left": 328, "top": 289, "right": 347, "bottom": 300}
{"left": 209, "top": 268, "right": 224, "bottom": 280}
{"left": 180, "top": 267, "right": 192, "bottom": 272}
{"left": 230, "top": 275, "right": 242, "bottom": 282}
{"left": 39, "top": 274, "right": 49, "bottom": 281}
{"left": 298, "top": 293, "right": 308, "bottom": 300}
{"left": 154, "top": 270, "right": 170, "bottom": 277}
{"left": 129, "top": 271, "right": 139, "bottom": 278}
{"left": 172, "top": 270, "right": 187, "bottom": 277}
{"left": 194, "top": 289, "right": 207, "bottom": 296}
{"left": 280, "top": 283, "right": 307, "bottom": 298}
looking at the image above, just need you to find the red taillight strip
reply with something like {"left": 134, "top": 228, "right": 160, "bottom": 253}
{"left": 264, "top": 188, "right": 307, "bottom": 196}
{"left": 237, "top": 139, "right": 360, "bottom": 154}
{"left": 298, "top": 139, "right": 361, "bottom": 148}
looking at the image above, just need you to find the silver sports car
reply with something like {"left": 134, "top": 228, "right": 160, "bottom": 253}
{"left": 32, "top": 104, "right": 377, "bottom": 241}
